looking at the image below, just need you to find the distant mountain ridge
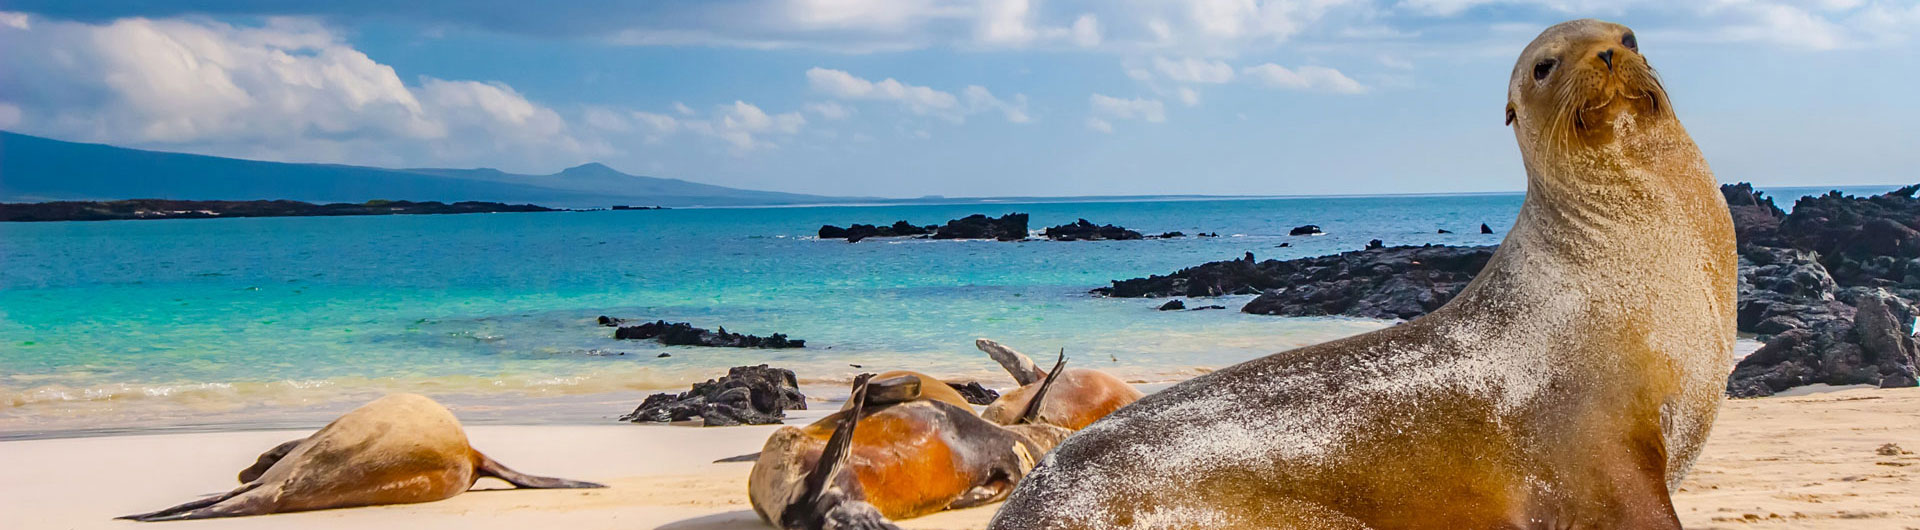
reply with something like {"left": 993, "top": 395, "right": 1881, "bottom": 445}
{"left": 0, "top": 131, "right": 851, "bottom": 208}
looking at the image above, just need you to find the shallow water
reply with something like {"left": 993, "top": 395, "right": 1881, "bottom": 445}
{"left": 0, "top": 186, "right": 1890, "bottom": 438}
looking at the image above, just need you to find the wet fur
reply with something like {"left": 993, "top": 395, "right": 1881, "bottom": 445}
{"left": 120, "top": 394, "right": 602, "bottom": 521}
{"left": 988, "top": 19, "right": 1733, "bottom": 530}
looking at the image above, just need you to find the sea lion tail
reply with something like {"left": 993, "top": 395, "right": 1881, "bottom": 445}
{"left": 474, "top": 452, "right": 607, "bottom": 489}
{"left": 781, "top": 374, "right": 902, "bottom": 530}
{"left": 115, "top": 484, "right": 262, "bottom": 522}
{"left": 976, "top": 338, "right": 1045, "bottom": 386}
{"left": 1017, "top": 349, "right": 1069, "bottom": 425}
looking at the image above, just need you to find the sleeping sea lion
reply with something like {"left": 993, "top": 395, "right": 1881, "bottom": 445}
{"left": 121, "top": 393, "right": 603, "bottom": 521}
{"left": 974, "top": 339, "right": 1143, "bottom": 429}
{"left": 989, "top": 19, "right": 1734, "bottom": 529}
{"left": 751, "top": 362, "right": 1074, "bottom": 529}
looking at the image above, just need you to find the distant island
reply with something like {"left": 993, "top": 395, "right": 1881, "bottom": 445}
{"left": 0, "top": 199, "right": 566, "bottom": 222}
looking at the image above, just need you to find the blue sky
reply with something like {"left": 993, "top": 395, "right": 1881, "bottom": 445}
{"left": 1, "top": 1, "right": 1915, "bottom": 198}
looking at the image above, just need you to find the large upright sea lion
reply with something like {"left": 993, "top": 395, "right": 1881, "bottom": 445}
{"left": 751, "top": 365, "right": 1075, "bottom": 530}
{"left": 989, "top": 19, "right": 1734, "bottom": 530}
{"left": 975, "top": 339, "right": 1142, "bottom": 430}
{"left": 121, "top": 393, "right": 603, "bottom": 521}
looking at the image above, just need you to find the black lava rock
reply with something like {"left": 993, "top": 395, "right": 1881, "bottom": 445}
{"left": 1289, "top": 225, "right": 1323, "bottom": 236}
{"left": 1157, "top": 300, "right": 1187, "bottom": 311}
{"left": 620, "top": 365, "right": 808, "bottom": 426}
{"left": 613, "top": 320, "right": 805, "bottom": 348}
{"left": 1043, "top": 219, "right": 1144, "bottom": 241}
{"left": 932, "top": 213, "right": 1030, "bottom": 241}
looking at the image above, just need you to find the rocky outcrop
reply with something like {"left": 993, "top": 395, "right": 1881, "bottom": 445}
{"left": 1095, "top": 252, "right": 1278, "bottom": 298}
{"left": 946, "top": 382, "right": 1001, "bottom": 405}
{"left": 1043, "top": 219, "right": 1143, "bottom": 241}
{"left": 621, "top": 365, "right": 808, "bottom": 426}
{"left": 1722, "top": 182, "right": 1787, "bottom": 246}
{"left": 1289, "top": 225, "right": 1323, "bottom": 236}
{"left": 1157, "top": 300, "right": 1186, "bottom": 311}
{"left": 818, "top": 220, "right": 937, "bottom": 242}
{"left": 1770, "top": 185, "right": 1920, "bottom": 288}
{"left": 1238, "top": 245, "right": 1496, "bottom": 320}
{"left": 932, "top": 213, "right": 1029, "bottom": 241}
{"left": 612, "top": 320, "right": 805, "bottom": 348}
{"left": 1728, "top": 291, "right": 1920, "bottom": 397}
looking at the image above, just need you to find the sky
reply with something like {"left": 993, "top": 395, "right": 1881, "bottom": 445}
{"left": 0, "top": 1, "right": 1916, "bottom": 198}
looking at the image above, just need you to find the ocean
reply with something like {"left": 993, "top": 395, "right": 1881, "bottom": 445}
{"left": 0, "top": 186, "right": 1895, "bottom": 439}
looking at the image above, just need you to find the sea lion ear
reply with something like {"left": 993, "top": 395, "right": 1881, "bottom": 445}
{"left": 1505, "top": 103, "right": 1517, "bottom": 126}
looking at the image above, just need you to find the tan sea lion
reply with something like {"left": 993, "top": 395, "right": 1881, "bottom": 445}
{"left": 751, "top": 364, "right": 1074, "bottom": 529}
{"left": 989, "top": 19, "right": 1734, "bottom": 530}
{"left": 974, "top": 339, "right": 1142, "bottom": 429}
{"left": 121, "top": 393, "right": 603, "bottom": 521}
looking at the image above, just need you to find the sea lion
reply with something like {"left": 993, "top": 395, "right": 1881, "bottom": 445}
{"left": 989, "top": 19, "right": 1734, "bottom": 530}
{"left": 974, "top": 339, "right": 1143, "bottom": 429}
{"left": 121, "top": 393, "right": 603, "bottom": 521}
{"left": 752, "top": 364, "right": 1074, "bottom": 529}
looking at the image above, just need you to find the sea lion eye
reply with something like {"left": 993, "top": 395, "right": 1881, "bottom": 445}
{"left": 1533, "top": 58, "right": 1557, "bottom": 81}
{"left": 1622, "top": 32, "right": 1638, "bottom": 52}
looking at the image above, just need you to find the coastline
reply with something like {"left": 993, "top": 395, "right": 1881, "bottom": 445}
{"left": 5, "top": 386, "right": 1914, "bottom": 529}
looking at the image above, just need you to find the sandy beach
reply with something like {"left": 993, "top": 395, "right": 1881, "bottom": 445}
{"left": 4, "top": 386, "right": 1915, "bottom": 530}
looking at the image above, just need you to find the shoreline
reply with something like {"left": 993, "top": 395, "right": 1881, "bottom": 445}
{"left": 4, "top": 386, "right": 1915, "bottom": 529}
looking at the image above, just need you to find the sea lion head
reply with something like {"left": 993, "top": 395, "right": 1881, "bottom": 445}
{"left": 1507, "top": 19, "right": 1673, "bottom": 155}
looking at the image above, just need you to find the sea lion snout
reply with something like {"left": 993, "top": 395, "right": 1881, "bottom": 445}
{"left": 1510, "top": 19, "right": 1670, "bottom": 146}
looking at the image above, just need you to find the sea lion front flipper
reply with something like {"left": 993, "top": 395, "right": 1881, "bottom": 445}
{"left": 780, "top": 374, "right": 901, "bottom": 530}
{"left": 237, "top": 437, "right": 306, "bottom": 483}
{"left": 976, "top": 338, "right": 1045, "bottom": 385}
{"left": 473, "top": 452, "right": 606, "bottom": 489}
{"left": 1017, "top": 350, "right": 1069, "bottom": 424}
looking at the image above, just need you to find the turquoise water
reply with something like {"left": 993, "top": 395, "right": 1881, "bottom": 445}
{"left": 0, "top": 186, "right": 1893, "bottom": 437}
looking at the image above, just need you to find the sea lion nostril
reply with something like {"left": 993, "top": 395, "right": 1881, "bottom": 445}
{"left": 1598, "top": 49, "right": 1615, "bottom": 70}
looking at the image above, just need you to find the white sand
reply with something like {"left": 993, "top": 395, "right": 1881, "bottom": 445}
{"left": 4, "top": 388, "right": 1916, "bottom": 529}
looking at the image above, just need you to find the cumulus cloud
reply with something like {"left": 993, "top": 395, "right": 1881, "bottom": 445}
{"left": 807, "top": 67, "right": 1027, "bottom": 123}
{"left": 633, "top": 101, "right": 805, "bottom": 152}
{"left": 1242, "top": 63, "right": 1368, "bottom": 94}
{"left": 1153, "top": 56, "right": 1236, "bottom": 84}
{"left": 0, "top": 16, "right": 598, "bottom": 171}
{"left": 1087, "top": 94, "right": 1164, "bottom": 132}
{"left": 804, "top": 101, "right": 853, "bottom": 120}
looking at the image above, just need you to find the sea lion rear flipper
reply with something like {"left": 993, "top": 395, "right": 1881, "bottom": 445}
{"left": 237, "top": 437, "right": 306, "bottom": 483}
{"left": 861, "top": 374, "right": 923, "bottom": 406}
{"left": 473, "top": 453, "right": 606, "bottom": 489}
{"left": 976, "top": 338, "right": 1045, "bottom": 386}
{"left": 780, "top": 374, "right": 901, "bottom": 530}
{"left": 1017, "top": 350, "right": 1069, "bottom": 424}
{"left": 116, "top": 483, "right": 265, "bottom": 522}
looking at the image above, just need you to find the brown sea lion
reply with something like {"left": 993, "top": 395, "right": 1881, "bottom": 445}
{"left": 989, "top": 19, "right": 1734, "bottom": 530}
{"left": 121, "top": 393, "right": 603, "bottom": 521}
{"left": 751, "top": 362, "right": 1074, "bottom": 530}
{"left": 974, "top": 339, "right": 1143, "bottom": 430}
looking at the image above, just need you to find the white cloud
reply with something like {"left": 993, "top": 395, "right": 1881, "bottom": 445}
{"left": 1242, "top": 63, "right": 1368, "bottom": 94}
{"left": 583, "top": 107, "right": 632, "bottom": 132}
{"left": 0, "top": 16, "right": 599, "bottom": 171}
{"left": 634, "top": 101, "right": 805, "bottom": 152}
{"left": 1153, "top": 56, "right": 1236, "bottom": 84}
{"left": 672, "top": 101, "right": 696, "bottom": 116}
{"left": 1071, "top": 14, "right": 1102, "bottom": 47}
{"left": 1176, "top": 87, "right": 1201, "bottom": 107}
{"left": 0, "top": 11, "right": 29, "bottom": 30}
{"left": 1088, "top": 94, "right": 1165, "bottom": 131}
{"left": 804, "top": 101, "right": 853, "bottom": 120}
{"left": 0, "top": 102, "right": 20, "bottom": 128}
{"left": 806, "top": 67, "right": 1026, "bottom": 123}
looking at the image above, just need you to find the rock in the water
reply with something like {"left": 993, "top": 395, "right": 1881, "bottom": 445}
{"left": 613, "top": 320, "right": 805, "bottom": 348}
{"left": 1153, "top": 231, "right": 1186, "bottom": 239}
{"left": 597, "top": 315, "right": 625, "bottom": 327}
{"left": 620, "top": 365, "right": 808, "bottom": 426}
{"left": 932, "top": 213, "right": 1029, "bottom": 241}
{"left": 1289, "top": 225, "right": 1323, "bottom": 236}
{"left": 1238, "top": 245, "right": 1496, "bottom": 320}
{"left": 819, "top": 220, "right": 937, "bottom": 242}
{"left": 1367, "top": 239, "right": 1384, "bottom": 250}
{"left": 1438, "top": 229, "right": 1453, "bottom": 234}
{"left": 1480, "top": 223, "right": 1494, "bottom": 234}
{"left": 1197, "top": 232, "right": 1219, "bottom": 237}
{"left": 1043, "top": 219, "right": 1143, "bottom": 241}
{"left": 1188, "top": 305, "right": 1226, "bottom": 311}
{"left": 946, "top": 382, "right": 1000, "bottom": 405}
{"left": 1157, "top": 300, "right": 1186, "bottom": 311}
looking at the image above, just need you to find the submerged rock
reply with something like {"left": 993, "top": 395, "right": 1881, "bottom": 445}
{"left": 1043, "top": 219, "right": 1144, "bottom": 241}
{"left": 620, "top": 365, "right": 808, "bottom": 426}
{"left": 946, "top": 381, "right": 1001, "bottom": 405}
{"left": 613, "top": 320, "right": 805, "bottom": 348}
